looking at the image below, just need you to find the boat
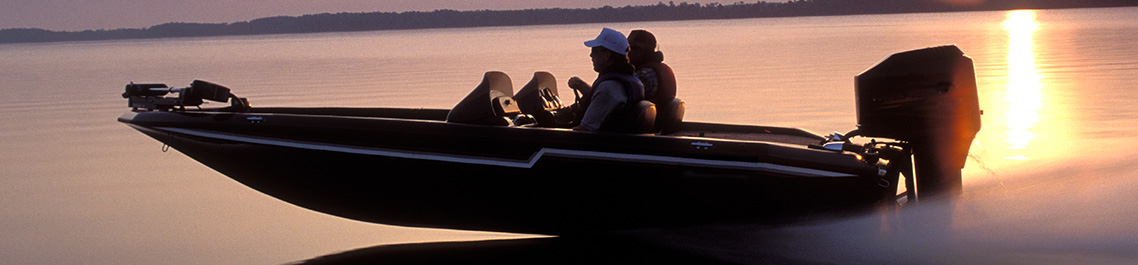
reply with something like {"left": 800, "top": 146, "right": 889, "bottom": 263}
{"left": 118, "top": 45, "right": 981, "bottom": 235}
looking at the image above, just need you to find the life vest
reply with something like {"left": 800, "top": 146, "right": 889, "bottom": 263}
{"left": 592, "top": 73, "right": 645, "bottom": 104}
{"left": 640, "top": 62, "right": 677, "bottom": 105}
{"left": 592, "top": 73, "right": 646, "bottom": 132}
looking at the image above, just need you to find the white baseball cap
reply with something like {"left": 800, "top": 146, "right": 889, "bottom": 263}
{"left": 584, "top": 28, "right": 629, "bottom": 55}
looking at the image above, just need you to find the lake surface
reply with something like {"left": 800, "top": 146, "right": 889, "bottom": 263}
{"left": 2, "top": 7, "right": 1137, "bottom": 264}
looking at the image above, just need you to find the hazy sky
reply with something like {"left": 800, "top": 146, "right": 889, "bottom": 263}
{"left": 0, "top": 0, "right": 778, "bottom": 31}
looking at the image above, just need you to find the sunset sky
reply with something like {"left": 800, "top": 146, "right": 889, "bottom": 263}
{"left": 0, "top": 0, "right": 788, "bottom": 31}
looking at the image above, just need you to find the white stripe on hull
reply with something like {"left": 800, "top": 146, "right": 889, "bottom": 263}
{"left": 157, "top": 127, "right": 856, "bottom": 178}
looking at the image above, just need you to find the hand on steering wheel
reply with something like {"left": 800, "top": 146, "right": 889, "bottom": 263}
{"left": 567, "top": 76, "right": 590, "bottom": 103}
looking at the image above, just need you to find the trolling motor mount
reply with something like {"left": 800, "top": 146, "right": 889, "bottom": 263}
{"left": 123, "top": 80, "right": 240, "bottom": 111}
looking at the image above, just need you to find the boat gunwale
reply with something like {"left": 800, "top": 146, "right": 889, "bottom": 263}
{"left": 124, "top": 106, "right": 830, "bottom": 145}
{"left": 119, "top": 108, "right": 878, "bottom": 178}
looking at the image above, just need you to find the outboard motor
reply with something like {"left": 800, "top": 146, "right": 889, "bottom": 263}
{"left": 854, "top": 45, "right": 982, "bottom": 199}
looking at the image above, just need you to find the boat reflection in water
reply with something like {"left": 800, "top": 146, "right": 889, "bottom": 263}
{"left": 295, "top": 234, "right": 738, "bottom": 265}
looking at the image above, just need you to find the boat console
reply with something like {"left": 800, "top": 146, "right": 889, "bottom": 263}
{"left": 514, "top": 72, "right": 575, "bottom": 128}
{"left": 445, "top": 71, "right": 535, "bottom": 126}
{"left": 447, "top": 71, "right": 663, "bottom": 133}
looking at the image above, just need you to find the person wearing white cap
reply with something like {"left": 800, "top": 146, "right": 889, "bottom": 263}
{"left": 569, "top": 28, "right": 645, "bottom": 132}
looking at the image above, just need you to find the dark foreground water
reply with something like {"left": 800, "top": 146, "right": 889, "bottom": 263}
{"left": 1, "top": 7, "right": 1136, "bottom": 265}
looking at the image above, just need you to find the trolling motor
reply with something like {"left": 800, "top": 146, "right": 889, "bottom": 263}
{"left": 123, "top": 80, "right": 247, "bottom": 111}
{"left": 851, "top": 45, "right": 982, "bottom": 200}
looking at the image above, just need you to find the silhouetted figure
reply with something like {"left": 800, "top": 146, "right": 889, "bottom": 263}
{"left": 569, "top": 28, "right": 645, "bottom": 132}
{"left": 628, "top": 29, "right": 685, "bottom": 134}
{"left": 628, "top": 29, "right": 677, "bottom": 106}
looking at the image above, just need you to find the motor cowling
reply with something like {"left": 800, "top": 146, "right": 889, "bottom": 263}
{"left": 855, "top": 45, "right": 982, "bottom": 198}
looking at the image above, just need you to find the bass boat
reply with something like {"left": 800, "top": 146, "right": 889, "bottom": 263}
{"left": 119, "top": 45, "right": 981, "bottom": 235}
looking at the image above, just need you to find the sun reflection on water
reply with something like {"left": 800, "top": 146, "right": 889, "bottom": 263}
{"left": 1002, "top": 10, "right": 1042, "bottom": 160}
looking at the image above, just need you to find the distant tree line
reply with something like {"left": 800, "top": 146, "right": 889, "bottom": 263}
{"left": 2, "top": 0, "right": 1135, "bottom": 44}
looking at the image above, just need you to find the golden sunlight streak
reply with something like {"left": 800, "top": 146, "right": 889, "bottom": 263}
{"left": 1001, "top": 10, "right": 1042, "bottom": 159}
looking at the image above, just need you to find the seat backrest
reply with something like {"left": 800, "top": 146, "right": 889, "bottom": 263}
{"left": 654, "top": 98, "right": 685, "bottom": 134}
{"left": 632, "top": 100, "right": 658, "bottom": 134}
{"left": 447, "top": 71, "right": 516, "bottom": 125}
{"left": 599, "top": 100, "right": 655, "bottom": 133}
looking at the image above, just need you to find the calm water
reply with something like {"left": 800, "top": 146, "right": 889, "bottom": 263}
{"left": 2, "top": 7, "right": 1137, "bottom": 264}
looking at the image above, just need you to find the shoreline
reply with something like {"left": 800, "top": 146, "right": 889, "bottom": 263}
{"left": 3, "top": 1, "right": 1136, "bottom": 45}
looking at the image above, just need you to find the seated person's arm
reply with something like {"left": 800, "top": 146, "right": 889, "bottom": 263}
{"left": 568, "top": 76, "right": 592, "bottom": 97}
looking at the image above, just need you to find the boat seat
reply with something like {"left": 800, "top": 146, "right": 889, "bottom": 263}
{"left": 630, "top": 100, "right": 658, "bottom": 134}
{"left": 654, "top": 97, "right": 685, "bottom": 134}
{"left": 447, "top": 71, "right": 522, "bottom": 126}
{"left": 514, "top": 72, "right": 574, "bottom": 128}
{"left": 601, "top": 100, "right": 656, "bottom": 133}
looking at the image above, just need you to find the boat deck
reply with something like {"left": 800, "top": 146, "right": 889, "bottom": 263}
{"left": 670, "top": 122, "right": 825, "bottom": 146}
{"left": 669, "top": 130, "right": 822, "bottom": 146}
{"left": 233, "top": 107, "right": 825, "bottom": 146}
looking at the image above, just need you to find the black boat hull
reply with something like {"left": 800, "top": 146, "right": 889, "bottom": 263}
{"left": 121, "top": 110, "right": 896, "bottom": 235}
